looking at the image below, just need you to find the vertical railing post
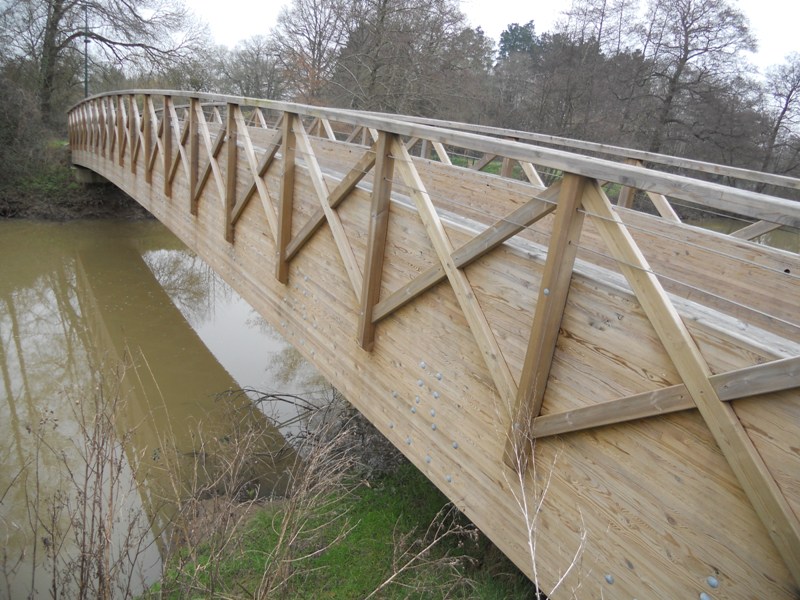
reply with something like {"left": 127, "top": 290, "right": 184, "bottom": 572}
{"left": 99, "top": 97, "right": 108, "bottom": 158}
{"left": 128, "top": 94, "right": 137, "bottom": 173}
{"left": 275, "top": 112, "right": 296, "bottom": 282}
{"left": 163, "top": 96, "right": 173, "bottom": 197}
{"left": 143, "top": 95, "right": 152, "bottom": 184}
{"left": 224, "top": 103, "right": 237, "bottom": 242}
{"left": 506, "top": 173, "right": 588, "bottom": 469}
{"left": 358, "top": 131, "right": 395, "bottom": 351}
{"left": 189, "top": 97, "right": 199, "bottom": 215}
{"left": 117, "top": 95, "right": 127, "bottom": 167}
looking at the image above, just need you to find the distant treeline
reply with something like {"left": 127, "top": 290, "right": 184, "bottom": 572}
{"left": 2, "top": 0, "right": 798, "bottom": 191}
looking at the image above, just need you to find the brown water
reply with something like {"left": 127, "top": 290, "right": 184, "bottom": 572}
{"left": 0, "top": 219, "right": 322, "bottom": 598}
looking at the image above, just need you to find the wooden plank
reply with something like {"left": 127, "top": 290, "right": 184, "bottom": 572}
{"left": 645, "top": 190, "right": 681, "bottom": 222}
{"left": 506, "top": 174, "right": 587, "bottom": 469}
{"left": 189, "top": 98, "right": 199, "bottom": 214}
{"left": 532, "top": 355, "right": 800, "bottom": 438}
{"left": 520, "top": 162, "right": 545, "bottom": 187}
{"left": 581, "top": 179, "right": 800, "bottom": 586}
{"left": 116, "top": 96, "right": 126, "bottom": 166}
{"left": 391, "top": 138, "right": 518, "bottom": 406}
{"left": 128, "top": 95, "right": 138, "bottom": 173}
{"left": 276, "top": 113, "right": 296, "bottom": 283}
{"left": 193, "top": 125, "right": 226, "bottom": 207}
{"left": 732, "top": 220, "right": 782, "bottom": 240}
{"left": 294, "top": 119, "right": 363, "bottom": 301}
{"left": 167, "top": 102, "right": 191, "bottom": 187}
{"left": 286, "top": 143, "right": 377, "bottom": 261}
{"left": 231, "top": 106, "right": 278, "bottom": 239}
{"left": 231, "top": 129, "right": 282, "bottom": 227}
{"left": 193, "top": 102, "right": 226, "bottom": 203}
{"left": 321, "top": 118, "right": 336, "bottom": 140}
{"left": 373, "top": 182, "right": 561, "bottom": 324}
{"left": 163, "top": 96, "right": 173, "bottom": 197}
{"left": 431, "top": 141, "right": 452, "bottom": 166}
{"left": 358, "top": 132, "right": 395, "bottom": 350}
{"left": 143, "top": 95, "right": 153, "bottom": 184}
{"left": 471, "top": 153, "right": 496, "bottom": 172}
{"left": 224, "top": 104, "right": 237, "bottom": 242}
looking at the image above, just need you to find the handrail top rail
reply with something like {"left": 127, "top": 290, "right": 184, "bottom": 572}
{"left": 71, "top": 89, "right": 800, "bottom": 230}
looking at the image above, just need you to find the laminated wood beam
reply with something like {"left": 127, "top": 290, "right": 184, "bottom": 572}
{"left": 505, "top": 174, "right": 587, "bottom": 469}
{"left": 143, "top": 96, "right": 153, "bottom": 183}
{"left": 294, "top": 119, "right": 363, "bottom": 300}
{"left": 231, "top": 129, "right": 282, "bottom": 226}
{"left": 128, "top": 95, "right": 139, "bottom": 173}
{"left": 167, "top": 101, "right": 191, "bottom": 188}
{"left": 358, "top": 132, "right": 395, "bottom": 351}
{"left": 163, "top": 96, "right": 173, "bottom": 197}
{"left": 391, "top": 138, "right": 518, "bottom": 406}
{"left": 372, "top": 181, "right": 561, "bottom": 324}
{"left": 189, "top": 98, "right": 199, "bottom": 214}
{"left": 581, "top": 179, "right": 800, "bottom": 586}
{"left": 520, "top": 161, "right": 545, "bottom": 187}
{"left": 116, "top": 96, "right": 125, "bottom": 165}
{"left": 321, "top": 118, "right": 336, "bottom": 140}
{"left": 732, "top": 220, "right": 782, "bottom": 240}
{"left": 432, "top": 141, "right": 452, "bottom": 166}
{"left": 192, "top": 101, "right": 226, "bottom": 205}
{"left": 276, "top": 113, "right": 296, "bottom": 283}
{"left": 230, "top": 106, "right": 279, "bottom": 239}
{"left": 471, "top": 153, "right": 496, "bottom": 172}
{"left": 224, "top": 104, "right": 237, "bottom": 242}
{"left": 285, "top": 142, "right": 377, "bottom": 262}
{"left": 532, "top": 355, "right": 800, "bottom": 438}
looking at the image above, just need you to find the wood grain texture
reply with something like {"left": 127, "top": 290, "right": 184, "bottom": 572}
{"left": 69, "top": 92, "right": 800, "bottom": 598}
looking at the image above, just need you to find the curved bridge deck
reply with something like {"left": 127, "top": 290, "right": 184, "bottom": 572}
{"left": 69, "top": 91, "right": 800, "bottom": 598}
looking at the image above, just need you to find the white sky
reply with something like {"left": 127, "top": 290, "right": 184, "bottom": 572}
{"left": 186, "top": 0, "right": 798, "bottom": 71}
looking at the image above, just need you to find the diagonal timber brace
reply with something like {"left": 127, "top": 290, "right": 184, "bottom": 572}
{"left": 581, "top": 179, "right": 800, "bottom": 586}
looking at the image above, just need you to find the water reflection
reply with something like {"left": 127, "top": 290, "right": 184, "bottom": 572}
{"left": 0, "top": 219, "right": 322, "bottom": 597}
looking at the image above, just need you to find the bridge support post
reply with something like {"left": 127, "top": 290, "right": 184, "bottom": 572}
{"left": 358, "top": 131, "right": 395, "bottom": 351}
{"left": 224, "top": 103, "right": 238, "bottom": 243}
{"left": 276, "top": 113, "right": 297, "bottom": 283}
{"left": 163, "top": 96, "right": 174, "bottom": 198}
{"left": 505, "top": 173, "right": 588, "bottom": 470}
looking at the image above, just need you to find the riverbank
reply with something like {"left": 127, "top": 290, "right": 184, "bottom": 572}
{"left": 0, "top": 143, "right": 149, "bottom": 220}
{"left": 146, "top": 398, "right": 537, "bottom": 600}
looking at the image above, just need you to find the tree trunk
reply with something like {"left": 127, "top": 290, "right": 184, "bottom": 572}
{"left": 39, "top": 0, "right": 65, "bottom": 123}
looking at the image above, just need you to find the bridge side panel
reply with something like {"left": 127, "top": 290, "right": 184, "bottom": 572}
{"left": 70, "top": 106, "right": 799, "bottom": 599}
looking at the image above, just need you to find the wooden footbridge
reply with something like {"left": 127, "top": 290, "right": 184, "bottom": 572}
{"left": 68, "top": 90, "right": 800, "bottom": 598}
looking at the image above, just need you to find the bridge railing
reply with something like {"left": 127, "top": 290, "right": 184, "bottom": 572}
{"left": 68, "top": 90, "right": 800, "bottom": 588}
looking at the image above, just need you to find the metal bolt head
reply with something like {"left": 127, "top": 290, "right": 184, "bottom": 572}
{"left": 706, "top": 576, "right": 719, "bottom": 589}
{"left": 411, "top": 407, "right": 416, "bottom": 414}
{"left": 452, "top": 441, "right": 459, "bottom": 449}
{"left": 417, "top": 379, "right": 424, "bottom": 387}
{"left": 604, "top": 574, "right": 614, "bottom": 585}
{"left": 543, "top": 288, "right": 550, "bottom": 296}
{"left": 431, "top": 423, "right": 437, "bottom": 431}
{"left": 419, "top": 361, "right": 427, "bottom": 369}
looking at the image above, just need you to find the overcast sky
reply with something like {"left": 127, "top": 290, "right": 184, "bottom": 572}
{"left": 185, "top": 0, "right": 798, "bottom": 71}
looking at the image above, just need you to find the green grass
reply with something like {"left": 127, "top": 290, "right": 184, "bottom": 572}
{"left": 148, "top": 462, "right": 536, "bottom": 599}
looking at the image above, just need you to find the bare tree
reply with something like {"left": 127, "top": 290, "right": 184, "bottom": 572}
{"left": 219, "top": 36, "right": 287, "bottom": 100}
{"left": 0, "top": 0, "right": 207, "bottom": 121}
{"left": 760, "top": 53, "right": 800, "bottom": 174}
{"left": 273, "top": 0, "right": 350, "bottom": 104}
{"left": 634, "top": 0, "right": 756, "bottom": 152}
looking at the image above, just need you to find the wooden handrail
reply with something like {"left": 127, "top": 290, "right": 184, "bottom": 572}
{"left": 69, "top": 90, "right": 800, "bottom": 230}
